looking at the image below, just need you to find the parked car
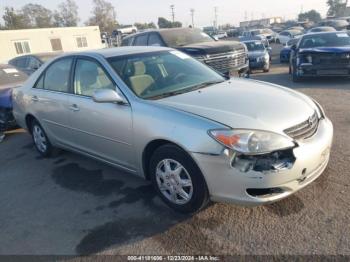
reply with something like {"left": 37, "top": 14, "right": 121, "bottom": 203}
{"left": 289, "top": 31, "right": 350, "bottom": 82}
{"left": 280, "top": 37, "right": 301, "bottom": 63}
{"left": 9, "top": 52, "right": 61, "bottom": 75}
{"left": 12, "top": 47, "right": 333, "bottom": 213}
{"left": 121, "top": 28, "right": 249, "bottom": 77}
{"left": 307, "top": 26, "right": 336, "bottom": 33}
{"left": 276, "top": 30, "right": 303, "bottom": 45}
{"left": 115, "top": 25, "right": 138, "bottom": 35}
{"left": 243, "top": 40, "right": 270, "bottom": 72}
{"left": 318, "top": 20, "right": 349, "bottom": 31}
{"left": 0, "top": 64, "right": 28, "bottom": 131}
{"left": 240, "top": 29, "right": 268, "bottom": 42}
{"left": 287, "top": 26, "right": 305, "bottom": 33}
{"left": 212, "top": 31, "right": 228, "bottom": 39}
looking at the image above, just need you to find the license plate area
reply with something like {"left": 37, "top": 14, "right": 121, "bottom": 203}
{"left": 317, "top": 69, "right": 348, "bottom": 75}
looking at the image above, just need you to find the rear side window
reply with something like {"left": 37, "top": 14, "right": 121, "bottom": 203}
{"left": 16, "top": 57, "right": 28, "bottom": 69}
{"left": 134, "top": 34, "right": 148, "bottom": 46}
{"left": 148, "top": 33, "right": 164, "bottom": 46}
{"left": 44, "top": 58, "right": 73, "bottom": 93}
{"left": 121, "top": 37, "right": 133, "bottom": 46}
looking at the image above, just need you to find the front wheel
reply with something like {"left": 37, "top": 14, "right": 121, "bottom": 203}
{"left": 291, "top": 64, "right": 302, "bottom": 82}
{"left": 149, "top": 144, "right": 209, "bottom": 213}
{"left": 31, "top": 119, "right": 53, "bottom": 157}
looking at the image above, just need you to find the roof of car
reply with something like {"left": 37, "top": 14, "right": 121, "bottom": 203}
{"left": 10, "top": 52, "right": 62, "bottom": 61}
{"left": 303, "top": 31, "right": 349, "bottom": 37}
{"left": 65, "top": 46, "right": 173, "bottom": 59}
{"left": 123, "top": 27, "right": 202, "bottom": 40}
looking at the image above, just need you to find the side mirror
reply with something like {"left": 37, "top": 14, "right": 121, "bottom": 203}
{"left": 92, "top": 89, "right": 127, "bottom": 104}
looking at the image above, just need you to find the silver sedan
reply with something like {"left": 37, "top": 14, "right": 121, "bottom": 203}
{"left": 12, "top": 47, "right": 333, "bottom": 213}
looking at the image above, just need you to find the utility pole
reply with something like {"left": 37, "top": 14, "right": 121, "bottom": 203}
{"left": 170, "top": 5, "right": 175, "bottom": 23}
{"left": 214, "top": 6, "right": 218, "bottom": 28}
{"left": 190, "top": 8, "right": 195, "bottom": 28}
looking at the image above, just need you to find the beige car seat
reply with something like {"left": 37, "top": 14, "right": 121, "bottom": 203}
{"left": 129, "top": 61, "right": 155, "bottom": 96}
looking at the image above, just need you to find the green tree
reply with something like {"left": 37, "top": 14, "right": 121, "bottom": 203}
{"left": 157, "top": 17, "right": 182, "bottom": 28}
{"left": 21, "top": 4, "right": 53, "bottom": 28}
{"left": 2, "top": 7, "right": 28, "bottom": 29}
{"left": 86, "top": 0, "right": 117, "bottom": 32}
{"left": 298, "top": 10, "right": 322, "bottom": 22}
{"left": 54, "top": 0, "right": 80, "bottom": 27}
{"left": 134, "top": 22, "right": 157, "bottom": 30}
{"left": 327, "top": 0, "right": 348, "bottom": 17}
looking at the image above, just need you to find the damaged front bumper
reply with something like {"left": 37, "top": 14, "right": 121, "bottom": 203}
{"left": 297, "top": 63, "right": 350, "bottom": 77}
{"left": 190, "top": 117, "right": 333, "bottom": 206}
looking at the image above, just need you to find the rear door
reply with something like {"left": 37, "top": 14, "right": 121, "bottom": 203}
{"left": 28, "top": 57, "right": 74, "bottom": 146}
{"left": 67, "top": 57, "right": 135, "bottom": 170}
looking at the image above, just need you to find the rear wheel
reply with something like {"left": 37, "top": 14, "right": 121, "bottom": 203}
{"left": 149, "top": 144, "right": 209, "bottom": 213}
{"left": 276, "top": 39, "right": 281, "bottom": 44}
{"left": 31, "top": 120, "right": 53, "bottom": 157}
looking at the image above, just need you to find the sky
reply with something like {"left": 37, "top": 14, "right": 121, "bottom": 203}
{"left": 0, "top": 0, "right": 329, "bottom": 27}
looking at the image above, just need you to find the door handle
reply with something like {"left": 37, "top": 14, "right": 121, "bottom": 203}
{"left": 69, "top": 104, "right": 80, "bottom": 112}
{"left": 31, "top": 96, "right": 39, "bottom": 102}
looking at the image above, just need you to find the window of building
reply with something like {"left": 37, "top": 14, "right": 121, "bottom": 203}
{"left": 14, "top": 41, "right": 31, "bottom": 55}
{"left": 76, "top": 36, "right": 88, "bottom": 48}
{"left": 50, "top": 38, "right": 63, "bottom": 51}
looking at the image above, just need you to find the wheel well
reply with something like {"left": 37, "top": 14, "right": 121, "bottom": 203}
{"left": 142, "top": 139, "right": 180, "bottom": 180}
{"left": 25, "top": 114, "right": 36, "bottom": 134}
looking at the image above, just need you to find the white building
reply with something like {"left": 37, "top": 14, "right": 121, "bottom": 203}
{"left": 240, "top": 17, "right": 283, "bottom": 28}
{"left": 0, "top": 26, "right": 103, "bottom": 62}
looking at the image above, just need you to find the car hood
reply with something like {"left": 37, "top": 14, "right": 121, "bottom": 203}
{"left": 178, "top": 41, "right": 245, "bottom": 55}
{"left": 299, "top": 46, "right": 350, "bottom": 54}
{"left": 248, "top": 50, "right": 267, "bottom": 58}
{"left": 156, "top": 79, "right": 316, "bottom": 134}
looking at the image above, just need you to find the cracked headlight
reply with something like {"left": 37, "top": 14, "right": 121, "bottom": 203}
{"left": 209, "top": 129, "right": 295, "bottom": 155}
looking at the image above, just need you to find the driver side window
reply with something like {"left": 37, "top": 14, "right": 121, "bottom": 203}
{"left": 74, "top": 59, "right": 115, "bottom": 97}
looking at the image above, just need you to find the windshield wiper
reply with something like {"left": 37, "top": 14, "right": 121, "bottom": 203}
{"left": 147, "top": 80, "right": 225, "bottom": 100}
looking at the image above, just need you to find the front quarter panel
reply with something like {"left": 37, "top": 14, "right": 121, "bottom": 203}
{"left": 132, "top": 100, "right": 226, "bottom": 175}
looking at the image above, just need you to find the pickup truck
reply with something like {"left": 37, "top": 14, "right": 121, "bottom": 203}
{"left": 121, "top": 28, "right": 249, "bottom": 77}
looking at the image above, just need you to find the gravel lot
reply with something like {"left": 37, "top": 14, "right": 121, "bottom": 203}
{"left": 0, "top": 45, "right": 349, "bottom": 256}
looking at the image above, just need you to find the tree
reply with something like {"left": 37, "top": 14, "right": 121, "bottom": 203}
{"left": 327, "top": 0, "right": 348, "bottom": 17}
{"left": 157, "top": 17, "right": 182, "bottom": 28}
{"left": 86, "top": 0, "right": 117, "bottom": 32}
{"left": 298, "top": 10, "right": 322, "bottom": 22}
{"left": 134, "top": 22, "right": 157, "bottom": 30}
{"left": 2, "top": 7, "right": 28, "bottom": 29}
{"left": 21, "top": 4, "right": 53, "bottom": 28}
{"left": 53, "top": 0, "right": 80, "bottom": 27}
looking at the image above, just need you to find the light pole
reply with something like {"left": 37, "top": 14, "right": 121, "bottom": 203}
{"left": 170, "top": 5, "right": 175, "bottom": 23}
{"left": 190, "top": 8, "right": 195, "bottom": 28}
{"left": 214, "top": 7, "right": 218, "bottom": 28}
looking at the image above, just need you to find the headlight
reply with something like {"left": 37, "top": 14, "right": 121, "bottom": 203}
{"left": 312, "top": 99, "right": 326, "bottom": 119}
{"left": 209, "top": 129, "right": 295, "bottom": 155}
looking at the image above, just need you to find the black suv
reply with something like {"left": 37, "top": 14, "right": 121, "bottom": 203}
{"left": 121, "top": 28, "right": 249, "bottom": 77}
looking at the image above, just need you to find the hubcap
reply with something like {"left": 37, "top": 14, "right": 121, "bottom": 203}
{"left": 155, "top": 159, "right": 193, "bottom": 205}
{"left": 33, "top": 125, "right": 47, "bottom": 153}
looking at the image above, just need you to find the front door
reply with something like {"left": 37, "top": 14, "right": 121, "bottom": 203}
{"left": 68, "top": 57, "right": 135, "bottom": 170}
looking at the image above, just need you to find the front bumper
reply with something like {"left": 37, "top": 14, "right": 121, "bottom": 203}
{"left": 191, "top": 117, "right": 333, "bottom": 206}
{"left": 249, "top": 60, "right": 268, "bottom": 70}
{"left": 297, "top": 63, "right": 350, "bottom": 77}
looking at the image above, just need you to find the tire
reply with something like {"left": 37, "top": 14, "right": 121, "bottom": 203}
{"left": 263, "top": 64, "right": 270, "bottom": 73}
{"left": 149, "top": 144, "right": 209, "bottom": 214}
{"left": 291, "top": 64, "right": 302, "bottom": 82}
{"left": 276, "top": 39, "right": 280, "bottom": 44}
{"left": 31, "top": 119, "right": 53, "bottom": 157}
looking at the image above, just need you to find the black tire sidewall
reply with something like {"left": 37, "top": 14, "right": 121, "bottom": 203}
{"left": 31, "top": 120, "right": 52, "bottom": 157}
{"left": 149, "top": 144, "right": 209, "bottom": 214}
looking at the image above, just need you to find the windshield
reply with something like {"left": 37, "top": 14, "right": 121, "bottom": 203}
{"left": 245, "top": 41, "right": 265, "bottom": 51}
{"left": 299, "top": 32, "right": 350, "bottom": 48}
{"left": 108, "top": 51, "right": 225, "bottom": 100}
{"left": 0, "top": 66, "right": 27, "bottom": 89}
{"left": 160, "top": 28, "right": 214, "bottom": 47}
{"left": 251, "top": 30, "right": 262, "bottom": 36}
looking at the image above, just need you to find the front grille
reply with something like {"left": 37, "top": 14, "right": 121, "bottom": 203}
{"left": 204, "top": 49, "right": 247, "bottom": 73}
{"left": 284, "top": 111, "right": 319, "bottom": 140}
{"left": 313, "top": 53, "right": 350, "bottom": 65}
